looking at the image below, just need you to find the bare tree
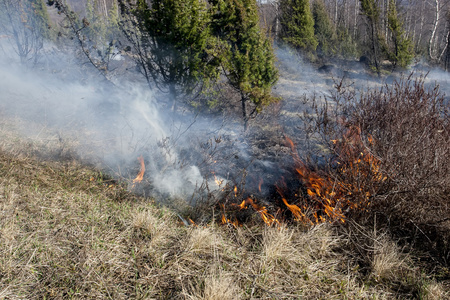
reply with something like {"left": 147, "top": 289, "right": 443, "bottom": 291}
{"left": 429, "top": 0, "right": 442, "bottom": 60}
{"left": 425, "top": 0, "right": 450, "bottom": 62}
{"left": 0, "top": 0, "right": 47, "bottom": 64}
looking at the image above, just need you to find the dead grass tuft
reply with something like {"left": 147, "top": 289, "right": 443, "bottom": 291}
{"left": 184, "top": 269, "right": 242, "bottom": 300}
{"left": 132, "top": 206, "right": 175, "bottom": 247}
{"left": 421, "top": 280, "right": 449, "bottom": 300}
{"left": 371, "top": 235, "right": 409, "bottom": 282}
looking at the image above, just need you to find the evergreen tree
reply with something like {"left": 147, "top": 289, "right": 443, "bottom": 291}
{"left": 106, "top": 1, "right": 121, "bottom": 42}
{"left": 383, "top": 0, "right": 413, "bottom": 68}
{"left": 29, "top": 0, "right": 52, "bottom": 39}
{"left": 83, "top": 0, "right": 121, "bottom": 64}
{"left": 335, "top": 26, "right": 359, "bottom": 59}
{"left": 210, "top": 0, "right": 279, "bottom": 130}
{"left": 85, "top": 0, "right": 107, "bottom": 47}
{"left": 359, "top": 0, "right": 382, "bottom": 76}
{"left": 312, "top": 0, "right": 334, "bottom": 56}
{"left": 119, "top": 0, "right": 219, "bottom": 107}
{"left": 279, "top": 0, "right": 318, "bottom": 53}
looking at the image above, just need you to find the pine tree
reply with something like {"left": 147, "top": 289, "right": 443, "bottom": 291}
{"left": 359, "top": 0, "right": 382, "bottom": 76}
{"left": 85, "top": 0, "right": 107, "bottom": 47}
{"left": 83, "top": 0, "right": 121, "bottom": 63}
{"left": 383, "top": 0, "right": 413, "bottom": 68}
{"left": 279, "top": 0, "right": 318, "bottom": 53}
{"left": 106, "top": 1, "right": 121, "bottom": 42}
{"left": 119, "top": 0, "right": 219, "bottom": 107}
{"left": 29, "top": 0, "right": 52, "bottom": 39}
{"left": 210, "top": 0, "right": 279, "bottom": 130}
{"left": 312, "top": 0, "right": 334, "bottom": 56}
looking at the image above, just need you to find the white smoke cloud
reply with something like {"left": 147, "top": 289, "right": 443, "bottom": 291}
{"left": 0, "top": 45, "right": 222, "bottom": 202}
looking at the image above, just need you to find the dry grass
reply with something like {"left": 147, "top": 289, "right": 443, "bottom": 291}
{"left": 0, "top": 118, "right": 447, "bottom": 299}
{"left": 371, "top": 235, "right": 409, "bottom": 282}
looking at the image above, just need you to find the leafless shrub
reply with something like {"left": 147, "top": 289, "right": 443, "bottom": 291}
{"left": 307, "top": 74, "right": 450, "bottom": 265}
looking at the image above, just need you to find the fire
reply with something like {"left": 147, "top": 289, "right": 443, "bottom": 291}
{"left": 220, "top": 203, "right": 241, "bottom": 228}
{"left": 221, "top": 214, "right": 240, "bottom": 228}
{"left": 281, "top": 125, "right": 385, "bottom": 224}
{"left": 188, "top": 218, "right": 197, "bottom": 226}
{"left": 237, "top": 199, "right": 247, "bottom": 209}
{"left": 258, "top": 178, "right": 263, "bottom": 192}
{"left": 281, "top": 197, "right": 312, "bottom": 224}
{"left": 212, "top": 171, "right": 224, "bottom": 188}
{"left": 217, "top": 125, "right": 384, "bottom": 228}
{"left": 240, "top": 198, "right": 279, "bottom": 226}
{"left": 132, "top": 155, "right": 145, "bottom": 183}
{"left": 222, "top": 198, "right": 280, "bottom": 227}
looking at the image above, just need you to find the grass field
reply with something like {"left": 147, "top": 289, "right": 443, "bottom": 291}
{"left": 0, "top": 116, "right": 448, "bottom": 299}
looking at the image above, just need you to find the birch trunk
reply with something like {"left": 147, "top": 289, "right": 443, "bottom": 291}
{"left": 429, "top": 0, "right": 440, "bottom": 60}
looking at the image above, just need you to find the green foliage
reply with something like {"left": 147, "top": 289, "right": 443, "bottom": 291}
{"left": 312, "top": 0, "right": 334, "bottom": 56}
{"left": 360, "top": 0, "right": 380, "bottom": 21}
{"left": 119, "top": 0, "right": 278, "bottom": 127}
{"left": 120, "top": 0, "right": 218, "bottom": 97}
{"left": 279, "top": 0, "right": 318, "bottom": 53}
{"left": 29, "top": 0, "right": 52, "bottom": 39}
{"left": 106, "top": 1, "right": 121, "bottom": 42}
{"left": 383, "top": 0, "right": 414, "bottom": 68}
{"left": 85, "top": 0, "right": 107, "bottom": 45}
{"left": 335, "top": 26, "right": 360, "bottom": 59}
{"left": 210, "top": 0, "right": 279, "bottom": 128}
{"left": 359, "top": 0, "right": 382, "bottom": 75}
{"left": 83, "top": 0, "right": 122, "bottom": 61}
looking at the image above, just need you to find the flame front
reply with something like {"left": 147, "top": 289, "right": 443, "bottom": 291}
{"left": 282, "top": 126, "right": 386, "bottom": 224}
{"left": 241, "top": 198, "right": 279, "bottom": 226}
{"left": 281, "top": 197, "right": 311, "bottom": 224}
{"left": 133, "top": 155, "right": 145, "bottom": 183}
{"left": 217, "top": 126, "right": 385, "bottom": 228}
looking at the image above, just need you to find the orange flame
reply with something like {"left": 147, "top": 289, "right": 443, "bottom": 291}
{"left": 133, "top": 155, "right": 145, "bottom": 183}
{"left": 188, "top": 218, "right": 197, "bottom": 226}
{"left": 221, "top": 214, "right": 240, "bottom": 228}
{"left": 281, "top": 197, "right": 312, "bottom": 224}
{"left": 211, "top": 171, "right": 224, "bottom": 187}
{"left": 228, "top": 198, "right": 279, "bottom": 226}
{"left": 283, "top": 126, "right": 385, "bottom": 224}
{"left": 237, "top": 199, "right": 247, "bottom": 209}
{"left": 219, "top": 127, "right": 384, "bottom": 228}
{"left": 258, "top": 178, "right": 263, "bottom": 192}
{"left": 242, "top": 198, "right": 279, "bottom": 226}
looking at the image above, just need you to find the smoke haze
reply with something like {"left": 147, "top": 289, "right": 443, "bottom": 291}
{"left": 0, "top": 46, "right": 231, "bottom": 202}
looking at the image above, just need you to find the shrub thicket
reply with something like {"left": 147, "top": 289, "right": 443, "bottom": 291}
{"left": 307, "top": 74, "right": 449, "bottom": 265}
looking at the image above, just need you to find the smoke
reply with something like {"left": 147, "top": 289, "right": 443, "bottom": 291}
{"left": 0, "top": 45, "right": 229, "bottom": 202}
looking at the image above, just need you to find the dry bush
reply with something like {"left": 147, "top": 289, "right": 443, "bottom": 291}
{"left": 183, "top": 269, "right": 242, "bottom": 300}
{"left": 421, "top": 280, "right": 449, "bottom": 300}
{"left": 349, "top": 75, "right": 450, "bottom": 263}
{"left": 304, "top": 73, "right": 449, "bottom": 285}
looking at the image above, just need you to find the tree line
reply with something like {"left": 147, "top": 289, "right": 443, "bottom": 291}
{"left": 262, "top": 0, "right": 450, "bottom": 72}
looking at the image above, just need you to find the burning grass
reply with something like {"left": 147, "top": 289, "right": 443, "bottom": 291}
{"left": 0, "top": 119, "right": 448, "bottom": 299}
